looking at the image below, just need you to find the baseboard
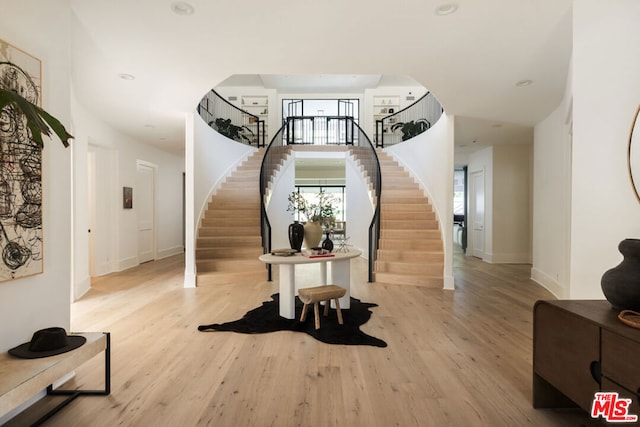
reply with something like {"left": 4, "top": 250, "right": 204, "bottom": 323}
{"left": 73, "top": 275, "right": 91, "bottom": 301}
{"left": 184, "top": 271, "right": 197, "bottom": 288}
{"left": 443, "top": 275, "right": 454, "bottom": 290}
{"left": 157, "top": 246, "right": 184, "bottom": 260}
{"left": 117, "top": 256, "right": 139, "bottom": 272}
{"left": 531, "top": 267, "right": 566, "bottom": 299}
{"left": 484, "top": 252, "right": 531, "bottom": 264}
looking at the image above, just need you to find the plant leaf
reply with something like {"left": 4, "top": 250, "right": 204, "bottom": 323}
{"left": 0, "top": 88, "right": 72, "bottom": 148}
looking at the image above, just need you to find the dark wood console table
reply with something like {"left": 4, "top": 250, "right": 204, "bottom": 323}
{"left": 533, "top": 300, "right": 640, "bottom": 415}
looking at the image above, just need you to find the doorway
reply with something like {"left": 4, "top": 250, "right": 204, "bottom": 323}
{"left": 136, "top": 161, "right": 156, "bottom": 264}
{"left": 87, "top": 145, "right": 116, "bottom": 277}
{"left": 282, "top": 99, "right": 359, "bottom": 122}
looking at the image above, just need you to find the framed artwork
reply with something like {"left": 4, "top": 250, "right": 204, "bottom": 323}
{"left": 123, "top": 187, "right": 133, "bottom": 209}
{"left": 0, "top": 38, "right": 43, "bottom": 282}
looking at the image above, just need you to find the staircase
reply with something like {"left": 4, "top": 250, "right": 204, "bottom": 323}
{"left": 196, "top": 149, "right": 266, "bottom": 284}
{"left": 375, "top": 150, "right": 444, "bottom": 287}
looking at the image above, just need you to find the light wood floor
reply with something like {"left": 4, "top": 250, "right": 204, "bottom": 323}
{"left": 7, "top": 248, "right": 599, "bottom": 426}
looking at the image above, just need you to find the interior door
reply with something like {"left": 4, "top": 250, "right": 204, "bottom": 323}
{"left": 137, "top": 162, "right": 155, "bottom": 264}
{"left": 87, "top": 151, "right": 96, "bottom": 277}
{"left": 338, "top": 99, "right": 354, "bottom": 118}
{"left": 470, "top": 170, "right": 485, "bottom": 259}
{"left": 337, "top": 100, "right": 356, "bottom": 144}
{"left": 284, "top": 99, "right": 302, "bottom": 121}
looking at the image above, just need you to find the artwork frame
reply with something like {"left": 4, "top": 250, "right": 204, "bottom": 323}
{"left": 627, "top": 104, "right": 640, "bottom": 203}
{"left": 123, "top": 187, "right": 133, "bottom": 209}
{"left": 0, "top": 38, "right": 43, "bottom": 282}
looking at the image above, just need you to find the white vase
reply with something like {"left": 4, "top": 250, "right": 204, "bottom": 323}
{"left": 303, "top": 222, "right": 323, "bottom": 249}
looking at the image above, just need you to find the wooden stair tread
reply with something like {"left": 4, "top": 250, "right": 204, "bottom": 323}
{"left": 196, "top": 150, "right": 264, "bottom": 279}
{"left": 375, "top": 149, "right": 444, "bottom": 287}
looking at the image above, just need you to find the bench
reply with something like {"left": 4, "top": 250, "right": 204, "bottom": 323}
{"left": 298, "top": 285, "right": 346, "bottom": 330}
{"left": 0, "top": 332, "right": 110, "bottom": 426}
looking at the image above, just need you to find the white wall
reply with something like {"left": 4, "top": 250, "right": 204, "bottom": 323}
{"left": 345, "top": 152, "right": 376, "bottom": 256}
{"left": 491, "top": 144, "right": 532, "bottom": 263}
{"left": 532, "top": 67, "right": 572, "bottom": 298}
{"left": 193, "top": 113, "right": 256, "bottom": 225}
{"left": 568, "top": 0, "right": 640, "bottom": 299}
{"left": 0, "top": 0, "right": 73, "bottom": 352}
{"left": 386, "top": 114, "right": 455, "bottom": 289}
{"left": 266, "top": 155, "right": 296, "bottom": 251}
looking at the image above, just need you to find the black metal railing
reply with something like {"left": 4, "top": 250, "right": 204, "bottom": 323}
{"left": 375, "top": 92, "right": 443, "bottom": 148}
{"left": 347, "top": 121, "right": 382, "bottom": 283}
{"left": 197, "top": 90, "right": 266, "bottom": 147}
{"left": 283, "top": 116, "right": 355, "bottom": 145}
{"left": 259, "top": 116, "right": 381, "bottom": 282}
{"left": 259, "top": 125, "right": 290, "bottom": 280}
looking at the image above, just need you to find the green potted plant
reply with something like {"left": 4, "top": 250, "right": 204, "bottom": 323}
{"left": 287, "top": 190, "right": 337, "bottom": 249}
{"left": 0, "top": 88, "right": 73, "bottom": 148}
{"left": 210, "top": 118, "right": 254, "bottom": 144}
{"left": 390, "top": 118, "right": 431, "bottom": 141}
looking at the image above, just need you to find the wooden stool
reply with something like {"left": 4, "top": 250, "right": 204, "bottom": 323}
{"left": 298, "top": 285, "right": 346, "bottom": 330}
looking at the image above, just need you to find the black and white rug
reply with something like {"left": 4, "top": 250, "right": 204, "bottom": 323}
{"left": 198, "top": 293, "right": 387, "bottom": 347}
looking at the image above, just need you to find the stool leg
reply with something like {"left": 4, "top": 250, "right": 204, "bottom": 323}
{"left": 335, "top": 299, "right": 343, "bottom": 325}
{"left": 313, "top": 303, "right": 320, "bottom": 330}
{"left": 300, "top": 303, "right": 309, "bottom": 322}
{"left": 323, "top": 300, "right": 329, "bottom": 317}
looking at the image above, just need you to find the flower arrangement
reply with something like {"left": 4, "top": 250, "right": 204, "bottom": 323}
{"left": 287, "top": 190, "right": 337, "bottom": 229}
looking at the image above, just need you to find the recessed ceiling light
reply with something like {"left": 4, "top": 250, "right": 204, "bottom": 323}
{"left": 118, "top": 73, "right": 135, "bottom": 81}
{"left": 515, "top": 79, "right": 533, "bottom": 87}
{"left": 435, "top": 3, "right": 458, "bottom": 16}
{"left": 171, "top": 1, "right": 194, "bottom": 16}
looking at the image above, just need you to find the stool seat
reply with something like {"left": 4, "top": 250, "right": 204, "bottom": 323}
{"left": 298, "top": 285, "right": 346, "bottom": 330}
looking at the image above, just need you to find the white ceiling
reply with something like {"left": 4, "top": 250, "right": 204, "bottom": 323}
{"left": 68, "top": 0, "right": 573, "bottom": 157}
{"left": 219, "top": 74, "right": 421, "bottom": 94}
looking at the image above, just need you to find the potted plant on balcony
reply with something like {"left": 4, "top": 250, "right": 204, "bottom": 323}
{"left": 390, "top": 118, "right": 431, "bottom": 141}
{"left": 287, "top": 190, "right": 337, "bottom": 249}
{"left": 210, "top": 117, "right": 255, "bottom": 144}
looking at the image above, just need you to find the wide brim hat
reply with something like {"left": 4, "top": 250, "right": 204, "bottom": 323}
{"left": 8, "top": 327, "right": 86, "bottom": 359}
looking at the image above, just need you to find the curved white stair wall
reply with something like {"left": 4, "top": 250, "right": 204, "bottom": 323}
{"left": 193, "top": 113, "right": 256, "bottom": 226}
{"left": 384, "top": 113, "right": 454, "bottom": 289}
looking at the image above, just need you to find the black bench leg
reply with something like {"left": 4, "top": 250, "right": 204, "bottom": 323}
{"left": 31, "top": 332, "right": 111, "bottom": 427}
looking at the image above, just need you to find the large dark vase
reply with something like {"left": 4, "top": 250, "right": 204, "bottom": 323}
{"left": 601, "top": 238, "right": 640, "bottom": 311}
{"left": 288, "top": 221, "right": 304, "bottom": 252}
{"left": 322, "top": 231, "right": 333, "bottom": 253}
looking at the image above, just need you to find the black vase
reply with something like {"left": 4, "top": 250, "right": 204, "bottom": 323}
{"left": 601, "top": 238, "right": 640, "bottom": 311}
{"left": 322, "top": 231, "right": 333, "bottom": 253}
{"left": 288, "top": 221, "right": 304, "bottom": 252}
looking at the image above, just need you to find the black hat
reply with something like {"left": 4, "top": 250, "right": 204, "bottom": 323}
{"left": 8, "top": 327, "right": 86, "bottom": 359}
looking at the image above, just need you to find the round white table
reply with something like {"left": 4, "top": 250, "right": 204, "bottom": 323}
{"left": 258, "top": 250, "right": 361, "bottom": 319}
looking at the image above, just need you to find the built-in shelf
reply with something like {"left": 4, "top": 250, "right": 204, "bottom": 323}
{"left": 373, "top": 95, "right": 400, "bottom": 140}
{"left": 241, "top": 96, "right": 268, "bottom": 144}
